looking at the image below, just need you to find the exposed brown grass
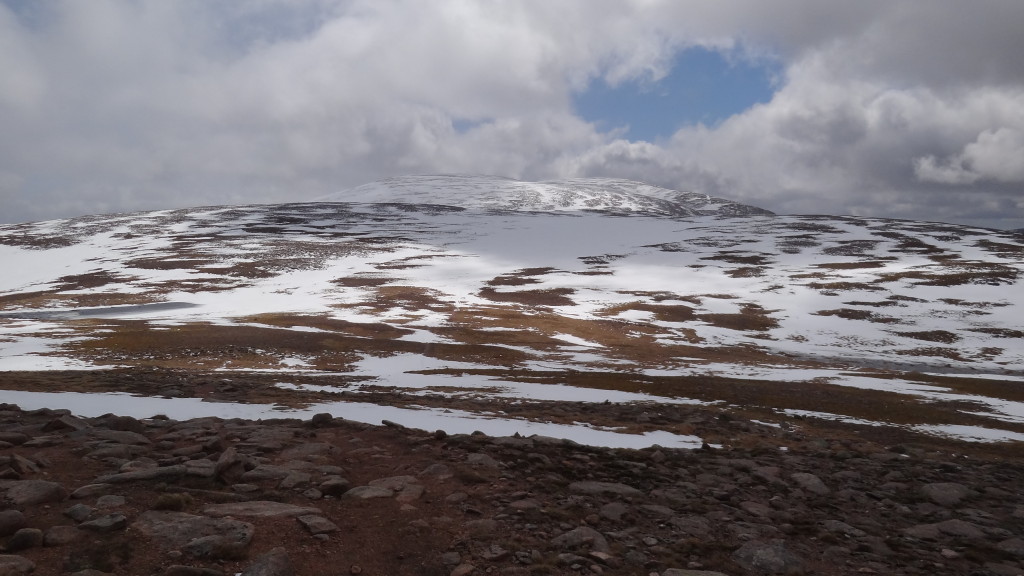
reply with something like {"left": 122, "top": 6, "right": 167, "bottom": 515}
{"left": 892, "top": 330, "right": 960, "bottom": 344}
{"left": 701, "top": 252, "right": 774, "bottom": 265}
{"left": 976, "top": 239, "right": 1024, "bottom": 258}
{"left": 478, "top": 287, "right": 576, "bottom": 307}
{"left": 699, "top": 304, "right": 779, "bottom": 332}
{"left": 596, "top": 302, "right": 697, "bottom": 323}
{"left": 725, "top": 267, "right": 765, "bottom": 278}
{"left": 0, "top": 291, "right": 159, "bottom": 310}
{"left": 240, "top": 313, "right": 414, "bottom": 340}
{"left": 894, "top": 347, "right": 964, "bottom": 360}
{"left": 332, "top": 276, "right": 393, "bottom": 288}
{"left": 814, "top": 308, "right": 903, "bottom": 324}
{"left": 814, "top": 261, "right": 888, "bottom": 270}
{"left": 874, "top": 261, "right": 1019, "bottom": 286}
{"left": 967, "top": 327, "right": 1024, "bottom": 339}
{"left": 487, "top": 267, "right": 561, "bottom": 286}
{"left": 806, "top": 281, "right": 884, "bottom": 292}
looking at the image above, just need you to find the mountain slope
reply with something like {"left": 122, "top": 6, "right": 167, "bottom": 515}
{"left": 0, "top": 176, "right": 1023, "bottom": 446}
{"left": 324, "top": 174, "right": 774, "bottom": 216}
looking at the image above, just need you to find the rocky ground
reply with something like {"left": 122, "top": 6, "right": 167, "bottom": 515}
{"left": 1, "top": 398, "right": 1024, "bottom": 576}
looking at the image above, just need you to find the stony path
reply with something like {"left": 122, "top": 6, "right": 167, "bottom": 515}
{"left": 1, "top": 403, "right": 1023, "bottom": 575}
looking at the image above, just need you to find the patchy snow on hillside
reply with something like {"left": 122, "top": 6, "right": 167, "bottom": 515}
{"left": 1, "top": 175, "right": 1023, "bottom": 446}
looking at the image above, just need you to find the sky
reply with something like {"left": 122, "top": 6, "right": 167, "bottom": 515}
{"left": 1, "top": 1, "right": 1023, "bottom": 229}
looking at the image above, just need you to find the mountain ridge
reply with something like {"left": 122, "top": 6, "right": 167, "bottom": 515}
{"left": 322, "top": 174, "right": 775, "bottom": 217}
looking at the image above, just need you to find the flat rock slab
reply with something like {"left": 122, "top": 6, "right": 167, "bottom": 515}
{"left": 922, "top": 482, "right": 971, "bottom": 507}
{"left": 4, "top": 480, "right": 68, "bottom": 506}
{"left": 297, "top": 515, "right": 340, "bottom": 535}
{"left": 790, "top": 472, "right": 830, "bottom": 495}
{"left": 0, "top": 554, "right": 35, "bottom": 575}
{"left": 203, "top": 501, "right": 321, "bottom": 518}
{"left": 96, "top": 465, "right": 187, "bottom": 484}
{"left": 91, "top": 428, "right": 151, "bottom": 445}
{"left": 132, "top": 510, "right": 254, "bottom": 552}
{"left": 241, "top": 546, "right": 294, "bottom": 576}
{"left": 342, "top": 486, "right": 394, "bottom": 499}
{"left": 568, "top": 481, "right": 642, "bottom": 497}
{"left": 551, "top": 526, "right": 610, "bottom": 554}
{"left": 732, "top": 539, "right": 804, "bottom": 574}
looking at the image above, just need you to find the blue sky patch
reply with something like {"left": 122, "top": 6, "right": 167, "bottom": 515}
{"left": 574, "top": 46, "right": 782, "bottom": 142}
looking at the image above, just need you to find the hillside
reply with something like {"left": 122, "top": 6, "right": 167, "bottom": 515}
{"left": 1, "top": 175, "right": 1022, "bottom": 446}
{"left": 2, "top": 175, "right": 1024, "bottom": 575}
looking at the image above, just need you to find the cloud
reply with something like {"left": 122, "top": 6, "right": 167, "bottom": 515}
{"left": 916, "top": 127, "right": 1024, "bottom": 185}
{"left": 0, "top": 0, "right": 1022, "bottom": 229}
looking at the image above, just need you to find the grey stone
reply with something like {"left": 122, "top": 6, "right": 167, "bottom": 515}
{"left": 64, "top": 503, "right": 94, "bottom": 522}
{"left": 568, "top": 481, "right": 642, "bottom": 497}
{"left": 132, "top": 511, "right": 254, "bottom": 558}
{"left": 731, "top": 539, "right": 804, "bottom": 574}
{"left": 822, "top": 519, "right": 867, "bottom": 538}
{"left": 0, "top": 555, "right": 35, "bottom": 575}
{"left": 241, "top": 546, "right": 293, "bottom": 576}
{"left": 921, "top": 482, "right": 971, "bottom": 507}
{"left": 43, "top": 414, "right": 90, "bottom": 432}
{"left": 239, "top": 465, "right": 290, "bottom": 482}
{"left": 0, "top": 433, "right": 28, "bottom": 446}
{"left": 8, "top": 455, "right": 38, "bottom": 476}
{"left": 80, "top": 514, "right": 128, "bottom": 533}
{"left": 670, "top": 515, "right": 712, "bottom": 538}
{"left": 465, "top": 453, "right": 501, "bottom": 470}
{"left": 659, "top": 565, "right": 733, "bottom": 569}
{"left": 419, "top": 463, "right": 452, "bottom": 479}
{"left": 310, "top": 413, "right": 333, "bottom": 427}
{"left": 91, "top": 428, "right": 151, "bottom": 445}
{"left": 278, "top": 471, "right": 311, "bottom": 490}
{"left": 164, "top": 566, "right": 225, "bottom": 576}
{"left": 0, "top": 510, "right": 26, "bottom": 537}
{"left": 43, "top": 525, "right": 84, "bottom": 546}
{"left": 600, "top": 502, "right": 629, "bottom": 521}
{"left": 4, "top": 479, "right": 68, "bottom": 506}
{"left": 790, "top": 472, "right": 830, "bottom": 495}
{"left": 96, "top": 465, "right": 187, "bottom": 483}
{"left": 95, "top": 494, "right": 126, "bottom": 509}
{"left": 369, "top": 476, "right": 424, "bottom": 502}
{"left": 935, "top": 519, "right": 985, "bottom": 539}
{"left": 280, "top": 442, "right": 340, "bottom": 460}
{"left": 984, "top": 562, "right": 1024, "bottom": 576}
{"left": 214, "top": 446, "right": 246, "bottom": 482}
{"left": 342, "top": 486, "right": 393, "bottom": 499}
{"left": 71, "top": 483, "right": 113, "bottom": 499}
{"left": 902, "top": 523, "right": 941, "bottom": 540}
{"left": 119, "top": 458, "right": 158, "bottom": 472}
{"left": 203, "top": 501, "right": 321, "bottom": 518}
{"left": 4, "top": 528, "right": 43, "bottom": 552}
{"left": 317, "top": 477, "right": 350, "bottom": 497}
{"left": 551, "top": 526, "right": 610, "bottom": 554}
{"left": 997, "top": 537, "right": 1024, "bottom": 558}
{"left": 296, "top": 515, "right": 339, "bottom": 535}
{"left": 184, "top": 459, "right": 216, "bottom": 478}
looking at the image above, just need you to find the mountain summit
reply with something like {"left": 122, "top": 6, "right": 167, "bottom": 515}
{"left": 324, "top": 174, "right": 774, "bottom": 217}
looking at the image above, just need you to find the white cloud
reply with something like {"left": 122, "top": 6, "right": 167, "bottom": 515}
{"left": 0, "top": 0, "right": 1022, "bottom": 229}
{"left": 916, "top": 127, "right": 1024, "bottom": 185}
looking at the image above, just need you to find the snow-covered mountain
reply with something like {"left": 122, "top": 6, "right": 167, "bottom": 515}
{"left": 324, "top": 174, "right": 774, "bottom": 217}
{"left": 1, "top": 175, "right": 1023, "bottom": 447}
